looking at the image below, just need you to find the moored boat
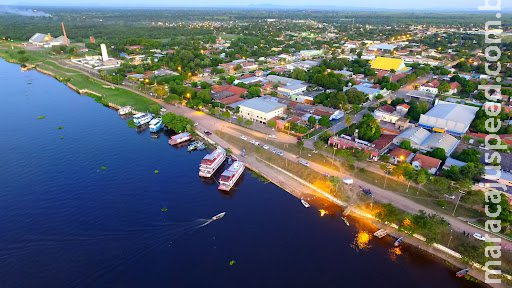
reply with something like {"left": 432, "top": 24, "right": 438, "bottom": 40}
{"left": 197, "top": 143, "right": 206, "bottom": 150}
{"left": 118, "top": 106, "right": 133, "bottom": 116}
{"left": 133, "top": 113, "right": 153, "bottom": 126}
{"left": 341, "top": 217, "right": 350, "bottom": 226}
{"left": 187, "top": 141, "right": 204, "bottom": 152}
{"left": 149, "top": 118, "right": 163, "bottom": 133}
{"left": 301, "top": 199, "right": 310, "bottom": 208}
{"left": 394, "top": 237, "right": 403, "bottom": 247}
{"left": 168, "top": 132, "right": 192, "bottom": 146}
{"left": 218, "top": 161, "right": 245, "bottom": 191}
{"left": 199, "top": 147, "right": 226, "bottom": 177}
{"left": 456, "top": 268, "right": 470, "bottom": 277}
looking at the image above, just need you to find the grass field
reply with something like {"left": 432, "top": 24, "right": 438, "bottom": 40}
{"left": 36, "top": 60, "right": 160, "bottom": 112}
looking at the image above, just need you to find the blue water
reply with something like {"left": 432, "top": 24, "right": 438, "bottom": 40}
{"left": 0, "top": 59, "right": 483, "bottom": 288}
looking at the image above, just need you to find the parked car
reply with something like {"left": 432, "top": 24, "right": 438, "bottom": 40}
{"left": 263, "top": 145, "right": 270, "bottom": 150}
{"left": 253, "top": 141, "right": 260, "bottom": 146}
{"left": 240, "top": 135, "right": 248, "bottom": 140}
{"left": 194, "top": 122, "right": 199, "bottom": 126}
{"left": 276, "top": 151, "right": 284, "bottom": 156}
{"left": 298, "top": 159, "right": 310, "bottom": 167}
{"left": 268, "top": 135, "right": 277, "bottom": 139}
{"left": 204, "top": 130, "right": 212, "bottom": 136}
{"left": 444, "top": 194, "right": 456, "bottom": 200}
{"left": 473, "top": 233, "right": 486, "bottom": 241}
{"left": 342, "top": 177, "right": 354, "bottom": 185}
{"left": 362, "top": 188, "right": 373, "bottom": 196}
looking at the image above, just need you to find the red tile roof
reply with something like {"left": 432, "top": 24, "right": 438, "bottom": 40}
{"left": 378, "top": 105, "right": 396, "bottom": 114}
{"left": 372, "top": 134, "right": 396, "bottom": 151}
{"left": 389, "top": 147, "right": 413, "bottom": 160}
{"left": 412, "top": 154, "right": 441, "bottom": 170}
{"left": 396, "top": 103, "right": 410, "bottom": 110}
{"left": 212, "top": 85, "right": 247, "bottom": 96}
{"left": 423, "top": 80, "right": 440, "bottom": 88}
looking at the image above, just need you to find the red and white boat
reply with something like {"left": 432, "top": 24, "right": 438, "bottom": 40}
{"left": 218, "top": 161, "right": 245, "bottom": 191}
{"left": 168, "top": 132, "right": 191, "bottom": 146}
{"left": 199, "top": 147, "right": 226, "bottom": 177}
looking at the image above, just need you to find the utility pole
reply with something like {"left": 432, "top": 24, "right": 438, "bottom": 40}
{"left": 452, "top": 190, "right": 466, "bottom": 216}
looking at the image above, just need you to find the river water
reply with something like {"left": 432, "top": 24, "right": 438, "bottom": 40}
{"left": 0, "top": 59, "right": 483, "bottom": 288}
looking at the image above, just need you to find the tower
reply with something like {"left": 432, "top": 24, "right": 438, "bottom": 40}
{"left": 100, "top": 43, "right": 109, "bottom": 62}
{"left": 61, "top": 22, "right": 69, "bottom": 47}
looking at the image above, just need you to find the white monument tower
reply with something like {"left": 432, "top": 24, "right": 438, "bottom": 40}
{"left": 100, "top": 43, "right": 109, "bottom": 62}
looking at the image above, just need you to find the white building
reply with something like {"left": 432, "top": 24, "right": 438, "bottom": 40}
{"left": 419, "top": 100, "right": 479, "bottom": 136}
{"left": 100, "top": 44, "right": 109, "bottom": 62}
{"left": 238, "top": 97, "right": 287, "bottom": 124}
{"left": 277, "top": 83, "right": 308, "bottom": 97}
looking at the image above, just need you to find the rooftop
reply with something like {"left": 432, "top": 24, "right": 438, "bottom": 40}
{"left": 413, "top": 154, "right": 442, "bottom": 170}
{"left": 238, "top": 97, "right": 287, "bottom": 113}
{"left": 370, "top": 57, "right": 405, "bottom": 72}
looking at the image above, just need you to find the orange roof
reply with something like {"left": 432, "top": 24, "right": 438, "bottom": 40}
{"left": 212, "top": 85, "right": 247, "bottom": 96}
{"left": 397, "top": 103, "right": 410, "bottom": 110}
{"left": 372, "top": 134, "right": 396, "bottom": 150}
{"left": 412, "top": 154, "right": 441, "bottom": 170}
{"left": 389, "top": 147, "right": 413, "bottom": 160}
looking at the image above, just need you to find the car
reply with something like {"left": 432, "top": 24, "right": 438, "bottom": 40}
{"left": 444, "top": 194, "right": 456, "bottom": 200}
{"left": 362, "top": 188, "right": 373, "bottom": 196}
{"left": 253, "top": 141, "right": 260, "bottom": 146}
{"left": 298, "top": 159, "right": 310, "bottom": 167}
{"left": 268, "top": 135, "right": 277, "bottom": 139}
{"left": 194, "top": 122, "right": 199, "bottom": 126}
{"left": 263, "top": 145, "right": 270, "bottom": 150}
{"left": 342, "top": 177, "right": 354, "bottom": 185}
{"left": 276, "top": 151, "right": 284, "bottom": 156}
{"left": 270, "top": 148, "right": 277, "bottom": 153}
{"left": 240, "top": 135, "right": 248, "bottom": 140}
{"left": 203, "top": 130, "right": 212, "bottom": 136}
{"left": 473, "top": 233, "right": 486, "bottom": 241}
{"left": 249, "top": 139, "right": 256, "bottom": 144}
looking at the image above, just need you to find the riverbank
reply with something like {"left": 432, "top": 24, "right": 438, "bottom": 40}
{"left": 4, "top": 55, "right": 510, "bottom": 287}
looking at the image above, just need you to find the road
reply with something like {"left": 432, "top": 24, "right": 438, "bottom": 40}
{"left": 57, "top": 59, "right": 511, "bottom": 248}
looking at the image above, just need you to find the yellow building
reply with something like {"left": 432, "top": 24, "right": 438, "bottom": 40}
{"left": 370, "top": 57, "right": 406, "bottom": 72}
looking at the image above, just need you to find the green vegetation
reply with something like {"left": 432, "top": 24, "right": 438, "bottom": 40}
{"left": 100, "top": 166, "right": 107, "bottom": 171}
{"left": 37, "top": 115, "right": 46, "bottom": 120}
{"left": 56, "top": 126, "right": 64, "bottom": 130}
{"left": 154, "top": 170, "right": 160, "bottom": 174}
{"left": 162, "top": 112, "right": 193, "bottom": 133}
{"left": 127, "top": 119, "right": 137, "bottom": 128}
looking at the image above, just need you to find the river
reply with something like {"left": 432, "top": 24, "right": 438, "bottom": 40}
{"left": 0, "top": 59, "right": 484, "bottom": 288}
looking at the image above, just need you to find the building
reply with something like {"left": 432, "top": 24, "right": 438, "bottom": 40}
{"left": 278, "top": 83, "right": 308, "bottom": 97}
{"left": 238, "top": 97, "right": 287, "bottom": 124}
{"left": 389, "top": 147, "right": 414, "bottom": 164}
{"left": 418, "top": 100, "right": 479, "bottom": 136}
{"left": 412, "top": 154, "right": 442, "bottom": 174}
{"left": 211, "top": 85, "right": 247, "bottom": 105}
{"left": 396, "top": 103, "right": 410, "bottom": 116}
{"left": 298, "top": 50, "right": 323, "bottom": 59}
{"left": 370, "top": 57, "right": 407, "bottom": 72}
{"left": 346, "top": 84, "right": 387, "bottom": 101}
{"left": 420, "top": 80, "right": 440, "bottom": 94}
{"left": 406, "top": 90, "right": 436, "bottom": 104}
{"left": 100, "top": 43, "right": 109, "bottom": 62}
{"left": 443, "top": 157, "right": 467, "bottom": 170}
{"left": 28, "top": 33, "right": 66, "bottom": 47}
{"left": 374, "top": 105, "right": 401, "bottom": 124}
{"left": 369, "top": 44, "right": 397, "bottom": 52}
{"left": 393, "top": 127, "right": 460, "bottom": 155}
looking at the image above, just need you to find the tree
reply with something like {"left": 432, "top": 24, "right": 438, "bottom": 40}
{"left": 438, "top": 82, "right": 451, "bottom": 94}
{"left": 291, "top": 68, "right": 307, "bottom": 81}
{"left": 399, "top": 140, "right": 413, "bottom": 151}
{"left": 226, "top": 76, "right": 236, "bottom": 84}
{"left": 267, "top": 119, "right": 277, "bottom": 128}
{"left": 246, "top": 87, "right": 261, "bottom": 98}
{"left": 454, "top": 148, "right": 481, "bottom": 164}
{"left": 355, "top": 114, "right": 381, "bottom": 142}
{"left": 427, "top": 148, "right": 447, "bottom": 161}
{"left": 318, "top": 116, "right": 331, "bottom": 128}
{"left": 345, "top": 115, "right": 353, "bottom": 127}
{"left": 308, "top": 116, "right": 317, "bottom": 128}
{"left": 416, "top": 169, "right": 429, "bottom": 194}
{"left": 237, "top": 116, "right": 244, "bottom": 125}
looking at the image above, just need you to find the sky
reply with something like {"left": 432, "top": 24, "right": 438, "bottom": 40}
{"left": 3, "top": 0, "right": 508, "bottom": 10}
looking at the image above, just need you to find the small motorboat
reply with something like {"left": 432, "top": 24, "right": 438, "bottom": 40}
{"left": 197, "top": 143, "right": 206, "bottom": 150}
{"left": 456, "top": 268, "right": 470, "bottom": 277}
{"left": 341, "top": 217, "right": 350, "bottom": 226}
{"left": 211, "top": 212, "right": 226, "bottom": 221}
{"left": 394, "top": 237, "right": 403, "bottom": 247}
{"left": 301, "top": 199, "right": 310, "bottom": 208}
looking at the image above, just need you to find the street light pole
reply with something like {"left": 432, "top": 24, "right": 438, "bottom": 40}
{"left": 452, "top": 190, "right": 466, "bottom": 217}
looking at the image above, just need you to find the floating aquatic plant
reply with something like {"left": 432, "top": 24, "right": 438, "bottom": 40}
{"left": 37, "top": 115, "right": 46, "bottom": 120}
{"left": 154, "top": 170, "right": 159, "bottom": 174}
{"left": 57, "top": 126, "right": 64, "bottom": 130}
{"left": 229, "top": 260, "right": 236, "bottom": 266}
{"left": 101, "top": 166, "right": 107, "bottom": 171}
{"left": 59, "top": 136, "right": 64, "bottom": 140}
{"left": 161, "top": 207, "right": 168, "bottom": 213}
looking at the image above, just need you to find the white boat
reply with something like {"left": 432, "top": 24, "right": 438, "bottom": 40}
{"left": 133, "top": 113, "right": 153, "bottom": 126}
{"left": 301, "top": 199, "right": 310, "bottom": 208}
{"left": 341, "top": 217, "right": 350, "bottom": 226}
{"left": 199, "top": 147, "right": 226, "bottom": 177}
{"left": 149, "top": 118, "right": 163, "bottom": 133}
{"left": 118, "top": 106, "right": 133, "bottom": 115}
{"left": 168, "top": 132, "right": 191, "bottom": 145}
{"left": 188, "top": 141, "right": 204, "bottom": 152}
{"left": 218, "top": 161, "right": 245, "bottom": 191}
{"left": 212, "top": 212, "right": 226, "bottom": 221}
{"left": 394, "top": 237, "right": 403, "bottom": 247}
{"left": 374, "top": 229, "right": 388, "bottom": 238}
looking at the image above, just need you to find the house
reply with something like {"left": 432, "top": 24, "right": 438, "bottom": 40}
{"left": 238, "top": 97, "right": 287, "bottom": 124}
{"left": 447, "top": 82, "right": 461, "bottom": 95}
{"left": 389, "top": 147, "right": 414, "bottom": 164}
{"left": 412, "top": 154, "right": 442, "bottom": 174}
{"left": 418, "top": 100, "right": 479, "bottom": 136}
{"left": 369, "top": 44, "right": 397, "bottom": 52}
{"left": 346, "top": 83, "right": 387, "bottom": 101}
{"left": 396, "top": 103, "right": 410, "bottom": 116}
{"left": 328, "top": 135, "right": 379, "bottom": 160}
{"left": 211, "top": 85, "right": 248, "bottom": 105}
{"left": 374, "top": 105, "right": 401, "bottom": 124}
{"left": 443, "top": 157, "right": 467, "bottom": 170}
{"left": 372, "top": 134, "right": 396, "bottom": 155}
{"left": 395, "top": 118, "right": 411, "bottom": 131}
{"left": 370, "top": 57, "right": 407, "bottom": 72}
{"left": 420, "top": 80, "right": 440, "bottom": 94}
{"left": 298, "top": 50, "right": 323, "bottom": 59}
